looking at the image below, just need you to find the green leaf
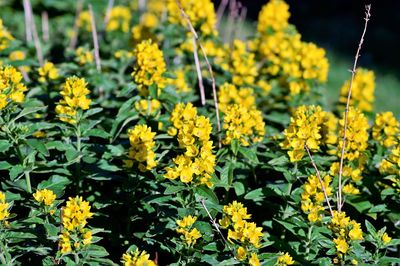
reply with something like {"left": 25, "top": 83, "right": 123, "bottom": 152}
{"left": 365, "top": 220, "right": 377, "bottom": 238}
{"left": 149, "top": 84, "right": 158, "bottom": 99}
{"left": 11, "top": 106, "right": 46, "bottom": 123}
{"left": 0, "top": 140, "right": 11, "bottom": 153}
{"left": 244, "top": 188, "right": 264, "bottom": 202}
{"left": 233, "top": 181, "right": 245, "bottom": 196}
{"left": 9, "top": 165, "right": 24, "bottom": 180}
{"left": 84, "top": 128, "right": 111, "bottom": 139}
{"left": 44, "top": 223, "right": 59, "bottom": 237}
{"left": 195, "top": 186, "right": 219, "bottom": 204}
{"left": 164, "top": 185, "right": 187, "bottom": 195}
{"left": 238, "top": 146, "right": 259, "bottom": 163}
{"left": 82, "top": 107, "right": 103, "bottom": 119}
{"left": 268, "top": 155, "right": 288, "bottom": 166}
{"left": 230, "top": 139, "right": 239, "bottom": 156}
{"left": 38, "top": 175, "right": 71, "bottom": 195}
{"left": 26, "top": 139, "right": 49, "bottom": 156}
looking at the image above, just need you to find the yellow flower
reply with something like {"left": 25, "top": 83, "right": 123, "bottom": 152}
{"left": 33, "top": 189, "right": 56, "bottom": 206}
{"left": 373, "top": 112, "right": 399, "bottom": 148}
{"left": 61, "top": 196, "right": 93, "bottom": 231}
{"left": 382, "top": 232, "right": 392, "bottom": 245}
{"left": 135, "top": 99, "right": 161, "bottom": 116}
{"left": 59, "top": 231, "right": 72, "bottom": 254}
{"left": 276, "top": 252, "right": 294, "bottom": 266}
{"left": 0, "top": 65, "right": 28, "bottom": 110}
{"left": 78, "top": 11, "right": 92, "bottom": 32}
{"left": 281, "top": 105, "right": 326, "bottom": 162}
{"left": 176, "top": 215, "right": 202, "bottom": 246}
{"left": 75, "top": 47, "right": 94, "bottom": 65}
{"left": 348, "top": 222, "right": 363, "bottom": 240}
{"left": 32, "top": 131, "right": 46, "bottom": 138}
{"left": 333, "top": 237, "right": 349, "bottom": 254}
{"left": 176, "top": 215, "right": 197, "bottom": 228}
{"left": 169, "top": 69, "right": 191, "bottom": 93}
{"left": 55, "top": 76, "right": 91, "bottom": 124}
{"left": 0, "top": 19, "right": 14, "bottom": 51}
{"left": 343, "top": 183, "right": 360, "bottom": 195}
{"left": 167, "top": 0, "right": 217, "bottom": 36}
{"left": 106, "top": 6, "right": 131, "bottom": 33}
{"left": 114, "top": 50, "right": 133, "bottom": 60}
{"left": 218, "top": 83, "right": 256, "bottom": 113}
{"left": 249, "top": 253, "right": 260, "bottom": 266}
{"left": 222, "top": 104, "right": 265, "bottom": 146}
{"left": 339, "top": 68, "right": 375, "bottom": 112}
{"left": 0, "top": 191, "right": 10, "bottom": 223}
{"left": 132, "top": 39, "right": 166, "bottom": 95}
{"left": 122, "top": 248, "right": 157, "bottom": 266}
{"left": 257, "top": 0, "right": 290, "bottom": 33}
{"left": 124, "top": 124, "right": 157, "bottom": 171}
{"left": 236, "top": 246, "right": 247, "bottom": 261}
{"left": 38, "top": 61, "right": 59, "bottom": 83}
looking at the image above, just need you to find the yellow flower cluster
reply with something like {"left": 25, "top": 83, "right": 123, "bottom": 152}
{"left": 218, "top": 83, "right": 256, "bottom": 113}
{"left": 78, "top": 11, "right": 92, "bottom": 32}
{"left": 223, "top": 40, "right": 257, "bottom": 86}
{"left": 122, "top": 248, "right": 157, "bottom": 266}
{"left": 165, "top": 103, "right": 216, "bottom": 187}
{"left": 124, "top": 124, "right": 157, "bottom": 171}
{"left": 257, "top": 0, "right": 290, "bottom": 33}
{"left": 135, "top": 99, "right": 161, "bottom": 116}
{"left": 219, "top": 201, "right": 262, "bottom": 264}
{"left": 106, "top": 6, "right": 131, "bottom": 33}
{"left": 0, "top": 19, "right": 14, "bottom": 51}
{"left": 281, "top": 105, "right": 326, "bottom": 162}
{"left": 176, "top": 215, "right": 202, "bottom": 246}
{"left": 222, "top": 104, "right": 265, "bottom": 146}
{"left": 337, "top": 107, "right": 369, "bottom": 161}
{"left": 379, "top": 144, "right": 400, "bottom": 192}
{"left": 169, "top": 69, "right": 191, "bottom": 93}
{"left": 372, "top": 112, "right": 399, "bottom": 148}
{"left": 339, "top": 68, "right": 375, "bottom": 112}
{"left": 75, "top": 47, "right": 94, "bottom": 65}
{"left": 131, "top": 11, "right": 159, "bottom": 44}
{"left": 301, "top": 174, "right": 332, "bottom": 223}
{"left": 0, "top": 65, "right": 28, "bottom": 110}
{"left": 0, "top": 191, "right": 10, "bottom": 225}
{"left": 132, "top": 40, "right": 166, "bottom": 95}
{"left": 38, "top": 61, "right": 59, "bottom": 83}
{"left": 329, "top": 211, "right": 363, "bottom": 256}
{"left": 59, "top": 196, "right": 93, "bottom": 254}
{"left": 55, "top": 76, "right": 91, "bottom": 124}
{"left": 33, "top": 189, "right": 56, "bottom": 206}
{"left": 275, "top": 252, "right": 295, "bottom": 266}
{"left": 381, "top": 232, "right": 392, "bottom": 246}
{"left": 330, "top": 162, "right": 363, "bottom": 195}
{"left": 254, "top": 1, "right": 329, "bottom": 97}
{"left": 167, "top": 0, "right": 217, "bottom": 36}
{"left": 9, "top": 50, "right": 30, "bottom": 73}
{"left": 114, "top": 50, "right": 133, "bottom": 60}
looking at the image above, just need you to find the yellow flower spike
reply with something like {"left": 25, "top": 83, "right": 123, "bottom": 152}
{"left": 0, "top": 19, "right": 14, "bottom": 51}
{"left": 61, "top": 196, "right": 93, "bottom": 232}
{"left": 55, "top": 76, "right": 91, "bottom": 124}
{"left": 0, "top": 191, "right": 10, "bottom": 223}
{"left": 257, "top": 0, "right": 290, "bottom": 33}
{"left": 121, "top": 248, "right": 157, "bottom": 266}
{"left": 33, "top": 189, "right": 56, "bottom": 206}
{"left": 276, "top": 252, "right": 294, "bottom": 266}
{"left": 0, "top": 65, "right": 28, "bottom": 110}
{"left": 78, "top": 11, "right": 92, "bottom": 32}
{"left": 167, "top": 0, "right": 217, "bottom": 36}
{"left": 249, "top": 253, "right": 261, "bottom": 266}
{"left": 218, "top": 83, "right": 256, "bottom": 113}
{"left": 382, "top": 232, "right": 392, "bottom": 245}
{"left": 373, "top": 112, "right": 399, "bottom": 148}
{"left": 38, "top": 61, "right": 59, "bottom": 83}
{"left": 106, "top": 6, "right": 131, "bottom": 33}
{"left": 132, "top": 39, "right": 166, "bottom": 96}
{"left": 333, "top": 237, "right": 349, "bottom": 254}
{"left": 236, "top": 246, "right": 247, "bottom": 261}
{"left": 75, "top": 47, "right": 94, "bottom": 65}
{"left": 339, "top": 68, "right": 375, "bottom": 112}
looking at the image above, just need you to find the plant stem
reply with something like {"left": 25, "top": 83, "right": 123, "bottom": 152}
{"left": 75, "top": 123, "right": 82, "bottom": 190}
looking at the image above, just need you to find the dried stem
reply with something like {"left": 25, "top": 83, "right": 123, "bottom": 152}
{"left": 175, "top": 0, "right": 222, "bottom": 146}
{"left": 69, "top": 0, "right": 83, "bottom": 49}
{"left": 23, "top": 0, "right": 32, "bottom": 42}
{"left": 26, "top": 0, "right": 44, "bottom": 66}
{"left": 236, "top": 6, "right": 247, "bottom": 39}
{"left": 104, "top": 0, "right": 114, "bottom": 26}
{"left": 337, "top": 4, "right": 371, "bottom": 212}
{"left": 41, "top": 11, "right": 49, "bottom": 42}
{"left": 88, "top": 4, "right": 102, "bottom": 72}
{"left": 200, "top": 198, "right": 234, "bottom": 256}
{"left": 216, "top": 0, "right": 229, "bottom": 27}
{"left": 304, "top": 145, "right": 334, "bottom": 216}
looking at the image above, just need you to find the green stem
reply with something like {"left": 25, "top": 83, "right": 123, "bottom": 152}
{"left": 75, "top": 124, "right": 82, "bottom": 190}
{"left": 306, "top": 225, "right": 313, "bottom": 257}
{"left": 14, "top": 145, "right": 32, "bottom": 193}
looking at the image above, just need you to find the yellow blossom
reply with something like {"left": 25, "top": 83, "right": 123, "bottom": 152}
{"left": 0, "top": 191, "right": 10, "bottom": 223}
{"left": 33, "top": 189, "right": 56, "bottom": 206}
{"left": 106, "top": 6, "right": 131, "bottom": 32}
{"left": 75, "top": 47, "right": 94, "bottom": 65}
{"left": 78, "top": 11, "right": 92, "bottom": 32}
{"left": 236, "top": 246, "right": 247, "bottom": 261}
{"left": 38, "top": 61, "right": 59, "bottom": 83}
{"left": 135, "top": 99, "right": 161, "bottom": 116}
{"left": 276, "top": 252, "right": 294, "bottom": 266}
{"left": 333, "top": 237, "right": 349, "bottom": 254}
{"left": 0, "top": 65, "right": 28, "bottom": 110}
{"left": 218, "top": 83, "right": 256, "bottom": 113}
{"left": 382, "top": 232, "right": 392, "bottom": 245}
{"left": 257, "top": 0, "right": 290, "bottom": 33}
{"left": 372, "top": 112, "right": 399, "bottom": 148}
{"left": 0, "top": 19, "right": 14, "bottom": 51}
{"left": 122, "top": 248, "right": 157, "bottom": 266}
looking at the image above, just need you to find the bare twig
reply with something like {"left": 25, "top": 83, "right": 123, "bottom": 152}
{"left": 175, "top": 0, "right": 222, "bottom": 146}
{"left": 236, "top": 6, "right": 247, "bottom": 39}
{"left": 191, "top": 37, "right": 206, "bottom": 105}
{"left": 26, "top": 0, "right": 44, "bottom": 66}
{"left": 139, "top": 0, "right": 147, "bottom": 12}
{"left": 103, "top": 0, "right": 114, "bottom": 26}
{"left": 23, "top": 0, "right": 33, "bottom": 42}
{"left": 337, "top": 4, "right": 371, "bottom": 212}
{"left": 216, "top": 0, "right": 229, "bottom": 28}
{"left": 200, "top": 199, "right": 234, "bottom": 256}
{"left": 69, "top": 0, "right": 83, "bottom": 49}
{"left": 88, "top": 4, "right": 101, "bottom": 72}
{"left": 41, "top": 11, "right": 49, "bottom": 42}
{"left": 304, "top": 145, "right": 334, "bottom": 216}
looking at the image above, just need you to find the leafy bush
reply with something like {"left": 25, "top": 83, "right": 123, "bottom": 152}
{"left": 0, "top": 0, "right": 399, "bottom": 265}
